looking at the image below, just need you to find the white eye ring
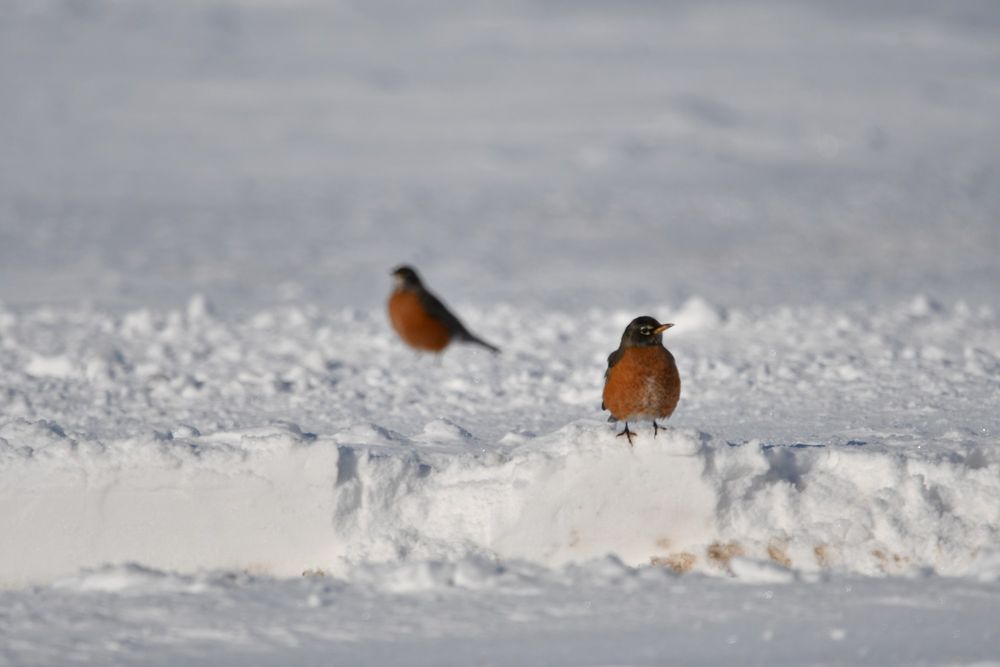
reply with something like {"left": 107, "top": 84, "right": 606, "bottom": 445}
{"left": 640, "top": 327, "right": 652, "bottom": 335}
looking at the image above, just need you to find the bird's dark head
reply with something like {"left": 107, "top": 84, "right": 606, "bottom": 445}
{"left": 391, "top": 265, "right": 423, "bottom": 290}
{"left": 620, "top": 315, "right": 674, "bottom": 347}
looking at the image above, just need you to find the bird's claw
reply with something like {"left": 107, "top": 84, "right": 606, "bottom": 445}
{"left": 616, "top": 423, "right": 636, "bottom": 446}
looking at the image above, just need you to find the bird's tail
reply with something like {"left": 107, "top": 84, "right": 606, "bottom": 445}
{"left": 462, "top": 333, "right": 501, "bottom": 354}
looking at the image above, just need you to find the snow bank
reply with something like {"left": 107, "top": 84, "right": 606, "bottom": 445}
{"left": 3, "top": 417, "right": 999, "bottom": 586}
{"left": 0, "top": 421, "right": 340, "bottom": 586}
{"left": 2, "top": 295, "right": 998, "bottom": 587}
{"left": 328, "top": 421, "right": 1000, "bottom": 579}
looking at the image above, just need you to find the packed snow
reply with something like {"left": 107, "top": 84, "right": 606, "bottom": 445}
{"left": 2, "top": 295, "right": 999, "bottom": 583}
{"left": 2, "top": 0, "right": 1000, "bottom": 664}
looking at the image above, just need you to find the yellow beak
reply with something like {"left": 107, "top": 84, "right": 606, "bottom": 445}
{"left": 654, "top": 323, "right": 674, "bottom": 334}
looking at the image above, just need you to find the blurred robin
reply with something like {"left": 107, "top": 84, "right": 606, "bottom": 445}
{"left": 388, "top": 265, "right": 500, "bottom": 354}
{"left": 602, "top": 316, "right": 681, "bottom": 445}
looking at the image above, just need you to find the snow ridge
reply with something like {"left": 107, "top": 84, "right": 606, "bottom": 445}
{"left": 3, "top": 417, "right": 999, "bottom": 587}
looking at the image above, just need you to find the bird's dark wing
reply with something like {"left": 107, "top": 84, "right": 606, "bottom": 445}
{"left": 417, "top": 289, "right": 462, "bottom": 331}
{"left": 605, "top": 348, "right": 624, "bottom": 378}
{"left": 419, "top": 289, "right": 500, "bottom": 354}
{"left": 601, "top": 347, "right": 624, "bottom": 412}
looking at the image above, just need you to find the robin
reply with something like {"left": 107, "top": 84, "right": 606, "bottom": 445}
{"left": 602, "top": 316, "right": 681, "bottom": 445}
{"left": 387, "top": 265, "right": 500, "bottom": 354}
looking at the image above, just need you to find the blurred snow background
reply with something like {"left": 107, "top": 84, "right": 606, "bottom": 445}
{"left": 2, "top": 0, "right": 998, "bottom": 312}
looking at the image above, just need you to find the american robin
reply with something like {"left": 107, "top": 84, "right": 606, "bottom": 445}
{"left": 601, "top": 316, "right": 681, "bottom": 445}
{"left": 388, "top": 265, "right": 500, "bottom": 354}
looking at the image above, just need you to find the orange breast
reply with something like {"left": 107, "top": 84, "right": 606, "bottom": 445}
{"left": 388, "top": 290, "right": 452, "bottom": 352}
{"left": 602, "top": 346, "right": 681, "bottom": 422}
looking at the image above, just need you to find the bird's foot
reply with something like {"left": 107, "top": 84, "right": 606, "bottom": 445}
{"left": 616, "top": 423, "right": 636, "bottom": 446}
{"left": 653, "top": 420, "right": 667, "bottom": 438}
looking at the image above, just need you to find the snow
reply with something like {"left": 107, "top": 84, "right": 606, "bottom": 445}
{"left": 2, "top": 0, "right": 1000, "bottom": 664}
{"left": 5, "top": 559, "right": 1000, "bottom": 666}
{"left": 3, "top": 385, "right": 999, "bottom": 585}
{"left": 2, "top": 298, "right": 999, "bottom": 663}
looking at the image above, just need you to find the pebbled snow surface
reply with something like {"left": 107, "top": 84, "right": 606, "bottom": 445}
{"left": 2, "top": 0, "right": 1000, "bottom": 665}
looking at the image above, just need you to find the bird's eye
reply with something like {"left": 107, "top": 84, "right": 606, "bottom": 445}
{"left": 640, "top": 327, "right": 651, "bottom": 335}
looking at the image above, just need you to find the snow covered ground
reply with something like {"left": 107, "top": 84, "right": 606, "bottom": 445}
{"left": 2, "top": 0, "right": 1000, "bottom": 664}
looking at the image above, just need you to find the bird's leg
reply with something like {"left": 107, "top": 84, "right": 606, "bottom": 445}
{"left": 653, "top": 420, "right": 665, "bottom": 437}
{"left": 616, "top": 422, "right": 636, "bottom": 446}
